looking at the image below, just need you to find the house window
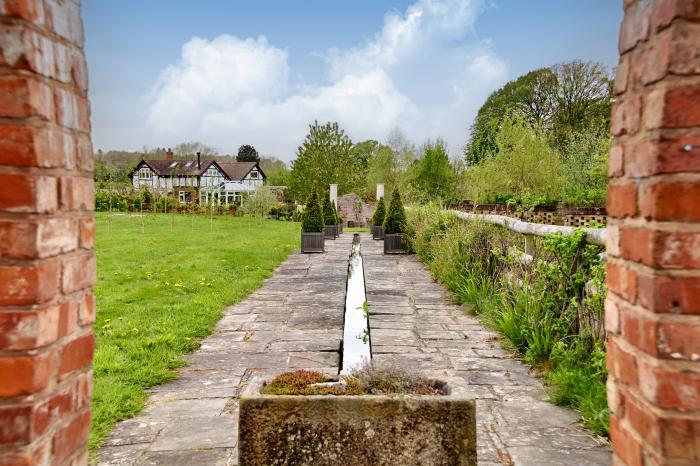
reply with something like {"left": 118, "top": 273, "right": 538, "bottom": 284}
{"left": 178, "top": 191, "right": 191, "bottom": 204}
{"left": 250, "top": 171, "right": 258, "bottom": 179}
{"left": 139, "top": 168, "right": 151, "bottom": 179}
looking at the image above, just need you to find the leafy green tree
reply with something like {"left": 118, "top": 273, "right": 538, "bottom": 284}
{"left": 237, "top": 144, "right": 260, "bottom": 163}
{"left": 301, "top": 192, "right": 324, "bottom": 232}
{"left": 465, "top": 68, "right": 557, "bottom": 165}
{"left": 414, "top": 139, "right": 454, "bottom": 200}
{"left": 365, "top": 144, "right": 398, "bottom": 197}
{"left": 174, "top": 141, "right": 218, "bottom": 158}
{"left": 459, "top": 116, "right": 565, "bottom": 205}
{"left": 383, "top": 188, "right": 407, "bottom": 234}
{"left": 549, "top": 61, "right": 612, "bottom": 151}
{"left": 371, "top": 197, "right": 386, "bottom": 226}
{"left": 241, "top": 185, "right": 279, "bottom": 218}
{"left": 289, "top": 121, "right": 355, "bottom": 201}
{"left": 259, "top": 157, "right": 290, "bottom": 186}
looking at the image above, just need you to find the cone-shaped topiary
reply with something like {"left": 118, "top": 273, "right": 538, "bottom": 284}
{"left": 371, "top": 196, "right": 386, "bottom": 226}
{"left": 302, "top": 192, "right": 324, "bottom": 232}
{"left": 322, "top": 195, "right": 337, "bottom": 226}
{"left": 382, "top": 188, "right": 407, "bottom": 234}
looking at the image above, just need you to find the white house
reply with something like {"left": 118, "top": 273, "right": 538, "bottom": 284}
{"left": 131, "top": 151, "right": 265, "bottom": 205}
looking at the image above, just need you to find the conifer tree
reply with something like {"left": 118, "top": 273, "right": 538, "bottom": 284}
{"left": 322, "top": 195, "right": 336, "bottom": 226}
{"left": 301, "top": 191, "right": 324, "bottom": 232}
{"left": 371, "top": 197, "right": 386, "bottom": 226}
{"left": 382, "top": 188, "right": 407, "bottom": 234}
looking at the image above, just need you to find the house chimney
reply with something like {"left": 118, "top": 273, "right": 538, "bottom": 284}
{"left": 166, "top": 148, "right": 173, "bottom": 160}
{"left": 197, "top": 151, "right": 201, "bottom": 169}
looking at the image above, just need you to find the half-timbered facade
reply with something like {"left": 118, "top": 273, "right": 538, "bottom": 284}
{"left": 131, "top": 155, "right": 266, "bottom": 205}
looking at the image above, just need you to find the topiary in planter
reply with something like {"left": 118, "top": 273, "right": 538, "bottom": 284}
{"left": 383, "top": 188, "right": 406, "bottom": 234}
{"left": 383, "top": 188, "right": 407, "bottom": 253}
{"left": 301, "top": 192, "right": 325, "bottom": 253}
{"left": 371, "top": 197, "right": 386, "bottom": 226}
{"left": 322, "top": 195, "right": 339, "bottom": 239}
{"left": 371, "top": 197, "right": 386, "bottom": 240}
{"left": 302, "top": 192, "right": 324, "bottom": 232}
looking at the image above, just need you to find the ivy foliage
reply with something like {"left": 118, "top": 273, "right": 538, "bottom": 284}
{"left": 382, "top": 187, "right": 407, "bottom": 234}
{"left": 301, "top": 191, "right": 324, "bottom": 232}
{"left": 371, "top": 197, "right": 386, "bottom": 226}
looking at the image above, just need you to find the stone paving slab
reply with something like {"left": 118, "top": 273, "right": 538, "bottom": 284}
{"left": 98, "top": 232, "right": 610, "bottom": 465}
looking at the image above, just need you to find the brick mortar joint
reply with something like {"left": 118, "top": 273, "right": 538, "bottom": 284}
{"left": 0, "top": 366, "right": 91, "bottom": 408}
{"left": 0, "top": 212, "right": 95, "bottom": 223}
{"left": 608, "top": 217, "right": 700, "bottom": 233}
{"left": 0, "top": 15, "right": 86, "bottom": 51}
{"left": 607, "top": 293, "right": 700, "bottom": 323}
{"left": 0, "top": 323, "right": 94, "bottom": 359}
{"left": 616, "top": 383, "right": 700, "bottom": 421}
{"left": 0, "top": 248, "right": 94, "bottom": 267}
{"left": 607, "top": 257, "right": 700, "bottom": 276}
{"left": 0, "top": 289, "right": 93, "bottom": 314}
{"left": 609, "top": 333, "right": 700, "bottom": 373}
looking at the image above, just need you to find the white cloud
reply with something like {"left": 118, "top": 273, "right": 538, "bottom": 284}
{"left": 144, "top": 0, "right": 508, "bottom": 161}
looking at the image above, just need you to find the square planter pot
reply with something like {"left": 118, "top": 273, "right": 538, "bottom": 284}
{"left": 238, "top": 377, "right": 477, "bottom": 465}
{"left": 301, "top": 232, "right": 324, "bottom": 253}
{"left": 384, "top": 232, "right": 405, "bottom": 254}
{"left": 324, "top": 224, "right": 338, "bottom": 239}
{"left": 371, "top": 224, "right": 384, "bottom": 240}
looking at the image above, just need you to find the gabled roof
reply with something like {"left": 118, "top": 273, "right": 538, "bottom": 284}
{"left": 217, "top": 162, "right": 266, "bottom": 182}
{"left": 135, "top": 158, "right": 266, "bottom": 181}
{"left": 137, "top": 159, "right": 214, "bottom": 176}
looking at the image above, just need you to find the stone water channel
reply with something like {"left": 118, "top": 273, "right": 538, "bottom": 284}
{"left": 98, "top": 233, "right": 611, "bottom": 466}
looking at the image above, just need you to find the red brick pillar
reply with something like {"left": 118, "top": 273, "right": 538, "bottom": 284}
{"left": 0, "top": 1, "right": 95, "bottom": 465}
{"left": 607, "top": 0, "right": 700, "bottom": 464}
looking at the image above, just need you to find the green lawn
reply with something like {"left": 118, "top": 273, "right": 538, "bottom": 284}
{"left": 91, "top": 213, "right": 299, "bottom": 451}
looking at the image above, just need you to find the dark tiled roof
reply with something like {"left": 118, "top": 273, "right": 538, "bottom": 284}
{"left": 139, "top": 159, "right": 265, "bottom": 182}
{"left": 217, "top": 162, "right": 257, "bottom": 182}
{"left": 141, "top": 159, "right": 215, "bottom": 176}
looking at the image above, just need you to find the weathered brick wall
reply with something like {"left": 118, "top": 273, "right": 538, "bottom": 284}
{"left": 0, "top": 1, "right": 95, "bottom": 465}
{"left": 607, "top": 1, "right": 700, "bottom": 464}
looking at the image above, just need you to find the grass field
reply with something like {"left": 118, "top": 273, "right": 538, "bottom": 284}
{"left": 91, "top": 213, "right": 299, "bottom": 451}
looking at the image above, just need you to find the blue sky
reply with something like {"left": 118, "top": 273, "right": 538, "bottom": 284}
{"left": 84, "top": 0, "right": 623, "bottom": 161}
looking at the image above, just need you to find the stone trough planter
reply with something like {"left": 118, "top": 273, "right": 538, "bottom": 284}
{"left": 238, "top": 377, "right": 477, "bottom": 465}
{"left": 371, "top": 224, "right": 384, "bottom": 240}
{"left": 301, "top": 232, "right": 324, "bottom": 253}
{"left": 384, "top": 232, "right": 405, "bottom": 254}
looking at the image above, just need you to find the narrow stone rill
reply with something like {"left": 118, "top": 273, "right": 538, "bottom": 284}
{"left": 340, "top": 234, "right": 371, "bottom": 374}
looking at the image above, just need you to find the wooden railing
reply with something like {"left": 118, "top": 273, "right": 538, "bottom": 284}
{"left": 451, "top": 211, "right": 606, "bottom": 247}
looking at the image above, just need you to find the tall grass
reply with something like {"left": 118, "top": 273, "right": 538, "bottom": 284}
{"left": 408, "top": 205, "right": 609, "bottom": 436}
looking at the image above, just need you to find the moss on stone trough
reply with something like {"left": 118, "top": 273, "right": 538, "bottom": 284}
{"left": 260, "top": 368, "right": 443, "bottom": 397}
{"left": 240, "top": 373, "right": 477, "bottom": 465}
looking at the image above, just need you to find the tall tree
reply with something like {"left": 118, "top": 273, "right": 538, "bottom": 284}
{"left": 549, "top": 60, "right": 613, "bottom": 151}
{"left": 174, "top": 141, "right": 218, "bottom": 158}
{"left": 464, "top": 68, "right": 557, "bottom": 166}
{"left": 289, "top": 121, "right": 355, "bottom": 201}
{"left": 414, "top": 139, "right": 454, "bottom": 200}
{"left": 259, "top": 157, "right": 289, "bottom": 186}
{"left": 237, "top": 144, "right": 260, "bottom": 163}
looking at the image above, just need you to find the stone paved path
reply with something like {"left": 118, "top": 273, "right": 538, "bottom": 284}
{"left": 98, "top": 233, "right": 611, "bottom": 465}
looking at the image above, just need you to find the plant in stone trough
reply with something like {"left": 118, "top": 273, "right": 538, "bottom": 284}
{"left": 301, "top": 191, "right": 324, "bottom": 232}
{"left": 383, "top": 187, "right": 407, "bottom": 234}
{"left": 371, "top": 196, "right": 386, "bottom": 226}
